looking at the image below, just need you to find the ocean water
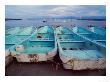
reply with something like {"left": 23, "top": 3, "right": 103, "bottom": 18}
{"left": 5, "top": 19, "right": 106, "bottom": 29}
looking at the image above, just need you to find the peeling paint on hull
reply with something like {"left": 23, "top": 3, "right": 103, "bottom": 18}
{"left": 11, "top": 49, "right": 57, "bottom": 62}
{"left": 5, "top": 49, "right": 13, "bottom": 67}
{"left": 62, "top": 58, "right": 106, "bottom": 70}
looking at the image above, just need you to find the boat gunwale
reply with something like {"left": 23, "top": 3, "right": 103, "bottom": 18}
{"left": 10, "top": 25, "right": 57, "bottom": 56}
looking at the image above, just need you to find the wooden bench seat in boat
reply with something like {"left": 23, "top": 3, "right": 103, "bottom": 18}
{"left": 93, "top": 40, "right": 106, "bottom": 42}
{"left": 29, "top": 39, "right": 54, "bottom": 42}
{"left": 78, "top": 33, "right": 91, "bottom": 35}
{"left": 60, "top": 41, "right": 85, "bottom": 43}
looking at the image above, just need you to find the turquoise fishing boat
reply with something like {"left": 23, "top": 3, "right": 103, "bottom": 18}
{"left": 71, "top": 26, "right": 106, "bottom": 47}
{"left": 5, "top": 27, "right": 22, "bottom": 36}
{"left": 56, "top": 26, "right": 106, "bottom": 70}
{"left": 10, "top": 26, "right": 57, "bottom": 62}
{"left": 5, "top": 26, "right": 35, "bottom": 56}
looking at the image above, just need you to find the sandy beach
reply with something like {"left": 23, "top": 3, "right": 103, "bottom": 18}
{"left": 5, "top": 55, "right": 106, "bottom": 76}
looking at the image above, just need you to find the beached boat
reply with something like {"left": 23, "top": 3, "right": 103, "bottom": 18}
{"left": 5, "top": 26, "right": 35, "bottom": 66}
{"left": 10, "top": 26, "right": 57, "bottom": 62}
{"left": 71, "top": 26, "right": 106, "bottom": 47}
{"left": 56, "top": 26, "right": 106, "bottom": 70}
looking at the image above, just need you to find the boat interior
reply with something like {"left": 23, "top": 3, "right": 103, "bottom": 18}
{"left": 6, "top": 26, "right": 106, "bottom": 58}
{"left": 5, "top": 26, "right": 35, "bottom": 50}
{"left": 57, "top": 26, "right": 106, "bottom": 60}
{"left": 72, "top": 26, "right": 106, "bottom": 46}
{"left": 5, "top": 27, "right": 21, "bottom": 36}
{"left": 59, "top": 41, "right": 106, "bottom": 60}
{"left": 89, "top": 26, "right": 106, "bottom": 36}
{"left": 10, "top": 26, "right": 56, "bottom": 54}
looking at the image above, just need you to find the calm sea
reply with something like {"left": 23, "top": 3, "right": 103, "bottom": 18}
{"left": 5, "top": 19, "right": 106, "bottom": 29}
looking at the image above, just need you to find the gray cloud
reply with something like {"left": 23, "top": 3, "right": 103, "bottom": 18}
{"left": 5, "top": 5, "right": 106, "bottom": 18}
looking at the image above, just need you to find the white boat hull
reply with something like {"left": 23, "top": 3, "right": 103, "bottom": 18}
{"left": 60, "top": 53, "right": 106, "bottom": 70}
{"left": 11, "top": 48, "right": 57, "bottom": 62}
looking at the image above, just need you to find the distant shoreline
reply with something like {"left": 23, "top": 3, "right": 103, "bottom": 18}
{"left": 77, "top": 19, "right": 106, "bottom": 21}
{"left": 5, "top": 18, "right": 22, "bottom": 21}
{"left": 27, "top": 18, "right": 106, "bottom": 21}
{"left": 5, "top": 18, "right": 106, "bottom": 21}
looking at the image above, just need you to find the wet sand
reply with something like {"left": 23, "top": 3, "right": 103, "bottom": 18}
{"left": 5, "top": 55, "right": 106, "bottom": 76}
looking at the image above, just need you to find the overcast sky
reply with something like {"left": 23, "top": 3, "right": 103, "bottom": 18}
{"left": 5, "top": 5, "right": 106, "bottom": 18}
